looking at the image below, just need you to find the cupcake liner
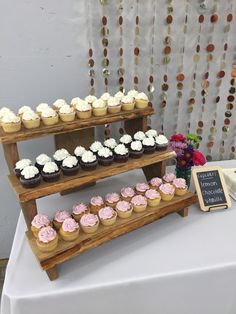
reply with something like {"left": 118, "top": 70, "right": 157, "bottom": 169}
{"left": 129, "top": 149, "right": 144, "bottom": 159}
{"left": 80, "top": 160, "right": 98, "bottom": 171}
{"left": 143, "top": 145, "right": 156, "bottom": 154}
{"left": 61, "top": 165, "right": 79, "bottom": 176}
{"left": 41, "top": 170, "right": 61, "bottom": 182}
{"left": 20, "top": 174, "right": 41, "bottom": 188}
{"left": 98, "top": 156, "right": 114, "bottom": 166}
{"left": 114, "top": 153, "right": 129, "bottom": 163}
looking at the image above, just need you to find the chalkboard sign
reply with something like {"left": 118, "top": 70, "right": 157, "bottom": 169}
{"left": 192, "top": 166, "right": 231, "bottom": 211}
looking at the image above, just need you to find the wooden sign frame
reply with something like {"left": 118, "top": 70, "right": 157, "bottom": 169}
{"left": 192, "top": 166, "right": 232, "bottom": 212}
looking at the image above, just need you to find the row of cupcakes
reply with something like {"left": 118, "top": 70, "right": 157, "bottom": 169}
{"left": 32, "top": 174, "right": 188, "bottom": 252}
{"left": 0, "top": 90, "right": 149, "bottom": 133}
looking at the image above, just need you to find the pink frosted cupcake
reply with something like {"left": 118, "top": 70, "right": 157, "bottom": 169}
{"left": 90, "top": 196, "right": 104, "bottom": 214}
{"left": 163, "top": 172, "right": 176, "bottom": 184}
{"left": 31, "top": 214, "right": 51, "bottom": 237}
{"left": 36, "top": 226, "right": 58, "bottom": 252}
{"left": 131, "top": 195, "right": 147, "bottom": 212}
{"left": 173, "top": 178, "right": 187, "bottom": 196}
{"left": 159, "top": 183, "right": 175, "bottom": 201}
{"left": 149, "top": 177, "right": 163, "bottom": 190}
{"left": 80, "top": 213, "right": 99, "bottom": 234}
{"left": 145, "top": 189, "right": 161, "bottom": 207}
{"left": 105, "top": 192, "right": 120, "bottom": 208}
{"left": 72, "top": 203, "right": 89, "bottom": 222}
{"left": 135, "top": 182, "right": 150, "bottom": 195}
{"left": 59, "top": 218, "right": 79, "bottom": 242}
{"left": 98, "top": 206, "right": 117, "bottom": 226}
{"left": 120, "top": 186, "right": 135, "bottom": 202}
{"left": 53, "top": 210, "right": 71, "bottom": 230}
{"left": 115, "top": 200, "right": 133, "bottom": 218}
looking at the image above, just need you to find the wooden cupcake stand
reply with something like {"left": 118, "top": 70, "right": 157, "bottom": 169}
{"left": 0, "top": 104, "right": 198, "bottom": 280}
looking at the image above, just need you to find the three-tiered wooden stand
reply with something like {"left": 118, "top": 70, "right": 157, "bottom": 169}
{"left": 0, "top": 104, "right": 198, "bottom": 280}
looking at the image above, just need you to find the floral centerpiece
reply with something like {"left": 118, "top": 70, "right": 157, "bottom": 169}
{"left": 169, "top": 133, "right": 206, "bottom": 187}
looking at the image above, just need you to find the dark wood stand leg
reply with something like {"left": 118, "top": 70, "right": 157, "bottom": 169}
{"left": 124, "top": 116, "right": 148, "bottom": 135}
{"left": 2, "top": 143, "right": 19, "bottom": 174}
{"left": 177, "top": 207, "right": 189, "bottom": 217}
{"left": 46, "top": 266, "right": 58, "bottom": 281}
{"left": 142, "top": 160, "right": 166, "bottom": 181}
{"left": 20, "top": 200, "right": 38, "bottom": 230}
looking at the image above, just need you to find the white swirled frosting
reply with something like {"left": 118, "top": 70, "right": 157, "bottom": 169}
{"left": 107, "top": 97, "right": 120, "bottom": 107}
{"left": 53, "top": 99, "right": 67, "bottom": 108}
{"left": 156, "top": 134, "right": 168, "bottom": 145}
{"left": 127, "top": 89, "right": 139, "bottom": 98}
{"left": 114, "top": 144, "right": 128, "bottom": 155}
{"left": 98, "top": 147, "right": 113, "bottom": 158}
{"left": 92, "top": 99, "right": 106, "bottom": 108}
{"left": 43, "top": 161, "right": 59, "bottom": 173}
{"left": 62, "top": 156, "right": 78, "bottom": 168}
{"left": 53, "top": 149, "right": 70, "bottom": 161}
{"left": 104, "top": 138, "right": 117, "bottom": 149}
{"left": 75, "top": 100, "right": 92, "bottom": 111}
{"left": 36, "top": 103, "right": 49, "bottom": 113}
{"left": 85, "top": 95, "right": 97, "bottom": 104}
{"left": 131, "top": 140, "right": 143, "bottom": 151}
{"left": 120, "top": 134, "right": 132, "bottom": 144}
{"left": 22, "top": 111, "right": 39, "bottom": 121}
{"left": 21, "top": 165, "right": 39, "bottom": 179}
{"left": 143, "top": 137, "right": 155, "bottom": 146}
{"left": 145, "top": 129, "right": 157, "bottom": 138}
{"left": 101, "top": 92, "right": 110, "bottom": 101}
{"left": 41, "top": 108, "right": 57, "bottom": 118}
{"left": 36, "top": 154, "right": 51, "bottom": 165}
{"left": 114, "top": 91, "right": 124, "bottom": 100}
{"left": 81, "top": 151, "right": 97, "bottom": 163}
{"left": 135, "top": 92, "right": 148, "bottom": 100}
{"left": 15, "top": 159, "right": 32, "bottom": 170}
{"left": 0, "top": 107, "right": 12, "bottom": 119}
{"left": 90, "top": 141, "right": 103, "bottom": 152}
{"left": 122, "top": 95, "right": 133, "bottom": 104}
{"left": 18, "top": 106, "right": 32, "bottom": 115}
{"left": 2, "top": 112, "right": 20, "bottom": 123}
{"left": 74, "top": 146, "right": 86, "bottom": 157}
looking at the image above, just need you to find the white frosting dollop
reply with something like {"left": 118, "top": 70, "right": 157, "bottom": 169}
{"left": 74, "top": 146, "right": 86, "bottom": 157}
{"left": 85, "top": 95, "right": 97, "bottom": 104}
{"left": 107, "top": 97, "right": 120, "bottom": 107}
{"left": 59, "top": 104, "right": 74, "bottom": 114}
{"left": 134, "top": 131, "right": 146, "bottom": 141}
{"left": 114, "top": 144, "right": 128, "bottom": 155}
{"left": 75, "top": 100, "right": 92, "bottom": 112}
{"left": 15, "top": 159, "right": 32, "bottom": 170}
{"left": 0, "top": 107, "right": 12, "bottom": 119}
{"left": 53, "top": 149, "right": 70, "bottom": 161}
{"left": 18, "top": 106, "right": 32, "bottom": 115}
{"left": 135, "top": 92, "right": 148, "bottom": 100}
{"left": 36, "top": 103, "right": 50, "bottom": 113}
{"left": 53, "top": 99, "right": 67, "bottom": 109}
{"left": 122, "top": 95, "right": 134, "bottom": 104}
{"left": 36, "top": 154, "right": 51, "bottom": 165}
{"left": 2, "top": 112, "right": 20, "bottom": 123}
{"left": 127, "top": 89, "right": 139, "bottom": 98}
{"left": 21, "top": 165, "right": 39, "bottom": 179}
{"left": 41, "top": 108, "right": 57, "bottom": 118}
{"left": 131, "top": 140, "right": 143, "bottom": 151}
{"left": 120, "top": 134, "right": 132, "bottom": 144}
{"left": 143, "top": 137, "right": 155, "bottom": 146}
{"left": 71, "top": 97, "right": 83, "bottom": 107}
{"left": 114, "top": 91, "right": 125, "bottom": 100}
{"left": 92, "top": 99, "right": 106, "bottom": 108}
{"left": 81, "top": 151, "right": 97, "bottom": 163}
{"left": 22, "top": 111, "right": 39, "bottom": 121}
{"left": 101, "top": 92, "right": 110, "bottom": 101}
{"left": 43, "top": 161, "right": 59, "bottom": 173}
{"left": 145, "top": 129, "right": 157, "bottom": 138}
{"left": 90, "top": 141, "right": 103, "bottom": 152}
{"left": 62, "top": 156, "right": 78, "bottom": 168}
{"left": 98, "top": 147, "right": 113, "bottom": 158}
{"left": 156, "top": 134, "right": 169, "bottom": 145}
{"left": 104, "top": 138, "right": 117, "bottom": 149}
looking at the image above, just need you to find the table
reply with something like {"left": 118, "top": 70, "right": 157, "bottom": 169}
{"left": 1, "top": 160, "right": 236, "bottom": 314}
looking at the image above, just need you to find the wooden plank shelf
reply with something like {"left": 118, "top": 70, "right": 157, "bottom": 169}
{"left": 0, "top": 106, "right": 154, "bottom": 144}
{"left": 26, "top": 191, "right": 198, "bottom": 279}
{"left": 8, "top": 149, "right": 176, "bottom": 203}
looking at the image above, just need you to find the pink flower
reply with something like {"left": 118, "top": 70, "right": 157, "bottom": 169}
{"left": 192, "top": 151, "right": 206, "bottom": 166}
{"left": 170, "top": 133, "right": 186, "bottom": 142}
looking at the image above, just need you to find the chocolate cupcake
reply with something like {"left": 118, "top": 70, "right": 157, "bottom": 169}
{"left": 155, "top": 134, "right": 169, "bottom": 151}
{"left": 74, "top": 145, "right": 86, "bottom": 163}
{"left": 35, "top": 153, "right": 52, "bottom": 172}
{"left": 142, "top": 137, "right": 156, "bottom": 154}
{"left": 14, "top": 158, "right": 32, "bottom": 178}
{"left": 133, "top": 131, "right": 146, "bottom": 142}
{"left": 114, "top": 144, "right": 129, "bottom": 163}
{"left": 103, "top": 138, "right": 117, "bottom": 151}
{"left": 145, "top": 129, "right": 158, "bottom": 138}
{"left": 119, "top": 134, "right": 132, "bottom": 148}
{"left": 80, "top": 151, "right": 98, "bottom": 171}
{"left": 129, "top": 140, "right": 144, "bottom": 158}
{"left": 20, "top": 165, "right": 41, "bottom": 188}
{"left": 53, "top": 148, "right": 70, "bottom": 167}
{"left": 97, "top": 147, "right": 114, "bottom": 166}
{"left": 41, "top": 161, "right": 61, "bottom": 182}
{"left": 90, "top": 141, "right": 103, "bottom": 156}
{"left": 61, "top": 156, "right": 79, "bottom": 176}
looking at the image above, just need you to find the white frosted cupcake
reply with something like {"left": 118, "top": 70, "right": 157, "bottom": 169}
{"left": 80, "top": 151, "right": 98, "bottom": 171}
{"left": 92, "top": 99, "right": 107, "bottom": 116}
{"left": 41, "top": 161, "right": 61, "bottom": 182}
{"left": 145, "top": 129, "right": 158, "bottom": 138}
{"left": 127, "top": 89, "right": 139, "bottom": 100}
{"left": 129, "top": 140, "right": 144, "bottom": 158}
{"left": 142, "top": 137, "right": 156, "bottom": 154}
{"left": 70, "top": 97, "right": 83, "bottom": 109}
{"left": 133, "top": 131, "right": 146, "bottom": 141}
{"left": 35, "top": 153, "right": 52, "bottom": 172}
{"left": 53, "top": 148, "right": 70, "bottom": 166}
{"left": 114, "top": 91, "right": 125, "bottom": 102}
{"left": 20, "top": 165, "right": 41, "bottom": 188}
{"left": 52, "top": 99, "right": 67, "bottom": 111}
{"left": 1, "top": 111, "right": 21, "bottom": 133}
{"left": 120, "top": 134, "right": 132, "bottom": 147}
{"left": 84, "top": 95, "right": 97, "bottom": 105}
{"left": 36, "top": 103, "right": 50, "bottom": 116}
{"left": 135, "top": 92, "right": 149, "bottom": 108}
{"left": 90, "top": 141, "right": 103, "bottom": 155}
{"left": 61, "top": 155, "right": 79, "bottom": 176}
{"left": 97, "top": 147, "right": 114, "bottom": 166}
{"left": 18, "top": 106, "right": 32, "bottom": 117}
{"left": 59, "top": 104, "right": 75, "bottom": 122}
{"left": 14, "top": 158, "right": 32, "bottom": 177}
{"left": 22, "top": 111, "right": 40, "bottom": 129}
{"left": 107, "top": 97, "right": 121, "bottom": 114}
{"left": 104, "top": 138, "right": 117, "bottom": 150}
{"left": 41, "top": 108, "right": 58, "bottom": 126}
{"left": 100, "top": 92, "right": 110, "bottom": 105}
{"left": 0, "top": 107, "right": 12, "bottom": 126}
{"left": 114, "top": 144, "right": 129, "bottom": 163}
{"left": 75, "top": 100, "right": 92, "bottom": 119}
{"left": 74, "top": 145, "right": 86, "bottom": 161}
{"left": 121, "top": 95, "right": 135, "bottom": 111}
{"left": 155, "top": 134, "right": 169, "bottom": 151}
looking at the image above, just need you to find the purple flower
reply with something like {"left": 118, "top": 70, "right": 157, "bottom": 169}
{"left": 169, "top": 141, "right": 188, "bottom": 157}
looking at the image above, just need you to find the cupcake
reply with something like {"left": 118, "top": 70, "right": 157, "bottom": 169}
{"left": 114, "top": 144, "right": 129, "bottom": 163}
{"left": 127, "top": 89, "right": 139, "bottom": 100}
{"left": 121, "top": 95, "right": 135, "bottom": 111}
{"left": 90, "top": 141, "right": 103, "bottom": 155}
{"left": 115, "top": 200, "right": 133, "bottom": 219}
{"left": 75, "top": 100, "right": 92, "bottom": 119}
{"left": 80, "top": 151, "right": 98, "bottom": 171}
{"left": 142, "top": 137, "right": 156, "bottom": 154}
{"left": 145, "top": 189, "right": 161, "bottom": 207}
{"left": 114, "top": 91, "right": 125, "bottom": 102}
{"left": 155, "top": 134, "right": 169, "bottom": 151}
{"left": 135, "top": 92, "right": 149, "bottom": 109}
{"left": 103, "top": 138, "right": 117, "bottom": 151}
{"left": 149, "top": 177, "right": 163, "bottom": 190}
{"left": 129, "top": 140, "right": 144, "bottom": 158}
{"left": 53, "top": 210, "right": 71, "bottom": 230}
{"left": 18, "top": 105, "right": 32, "bottom": 117}
{"left": 52, "top": 99, "right": 67, "bottom": 112}
{"left": 14, "top": 158, "right": 32, "bottom": 178}
{"left": 36, "top": 226, "right": 58, "bottom": 252}
{"left": 61, "top": 156, "right": 79, "bottom": 176}
{"left": 1, "top": 111, "right": 21, "bottom": 133}
{"left": 59, "top": 104, "right": 75, "bottom": 122}
{"left": 36, "top": 103, "right": 50, "bottom": 116}
{"left": 31, "top": 214, "right": 51, "bottom": 238}
{"left": 41, "top": 108, "right": 58, "bottom": 126}
{"left": 163, "top": 172, "right": 176, "bottom": 184}
{"left": 35, "top": 153, "right": 52, "bottom": 172}
{"left": 131, "top": 195, "right": 147, "bottom": 212}
{"left": 53, "top": 148, "right": 70, "bottom": 167}
{"left": 70, "top": 97, "right": 83, "bottom": 109}
{"left": 97, "top": 147, "right": 114, "bottom": 166}
{"left": 135, "top": 182, "right": 150, "bottom": 195}
{"left": 0, "top": 107, "right": 12, "bottom": 125}
{"left": 20, "top": 166, "right": 41, "bottom": 188}
{"left": 59, "top": 218, "right": 79, "bottom": 242}
{"left": 133, "top": 131, "right": 146, "bottom": 141}
{"left": 92, "top": 99, "right": 107, "bottom": 117}
{"left": 105, "top": 192, "right": 120, "bottom": 208}
{"left": 159, "top": 183, "right": 175, "bottom": 201}
{"left": 84, "top": 95, "right": 97, "bottom": 105}
{"left": 107, "top": 97, "right": 121, "bottom": 114}
{"left": 90, "top": 196, "right": 104, "bottom": 214}
{"left": 98, "top": 206, "right": 117, "bottom": 226}
{"left": 120, "top": 186, "right": 135, "bottom": 202}
{"left": 100, "top": 92, "right": 111, "bottom": 105}
{"left": 173, "top": 178, "right": 188, "bottom": 196}
{"left": 22, "top": 111, "right": 40, "bottom": 129}
{"left": 145, "top": 129, "right": 158, "bottom": 138}
{"left": 119, "top": 134, "right": 132, "bottom": 148}
{"left": 80, "top": 213, "right": 99, "bottom": 234}
{"left": 72, "top": 203, "right": 89, "bottom": 222}
{"left": 74, "top": 145, "right": 86, "bottom": 162}
{"left": 41, "top": 161, "right": 61, "bottom": 182}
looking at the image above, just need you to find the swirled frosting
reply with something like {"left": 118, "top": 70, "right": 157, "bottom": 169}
{"left": 72, "top": 203, "right": 87, "bottom": 215}
{"left": 101, "top": 92, "right": 110, "bottom": 101}
{"left": 121, "top": 95, "right": 133, "bottom": 104}
{"left": 21, "top": 165, "right": 39, "bottom": 179}
{"left": 62, "top": 218, "right": 79, "bottom": 232}
{"left": 145, "top": 129, "right": 157, "bottom": 138}
{"left": 120, "top": 134, "right": 132, "bottom": 144}
{"left": 2, "top": 112, "right": 20, "bottom": 123}
{"left": 156, "top": 135, "right": 168, "bottom": 145}
{"left": 130, "top": 140, "right": 143, "bottom": 151}
{"left": 22, "top": 110, "right": 39, "bottom": 121}
{"left": 36, "top": 154, "right": 51, "bottom": 165}
{"left": 159, "top": 183, "right": 175, "bottom": 195}
{"left": 31, "top": 214, "right": 50, "bottom": 228}
{"left": 0, "top": 107, "right": 12, "bottom": 119}
{"left": 120, "top": 187, "right": 135, "bottom": 198}
{"left": 53, "top": 99, "right": 67, "bottom": 109}
{"left": 163, "top": 172, "right": 176, "bottom": 183}
{"left": 92, "top": 99, "right": 106, "bottom": 108}
{"left": 54, "top": 210, "right": 70, "bottom": 223}
{"left": 90, "top": 196, "right": 104, "bottom": 206}
{"left": 173, "top": 178, "right": 187, "bottom": 189}
{"left": 127, "top": 89, "right": 139, "bottom": 98}
{"left": 104, "top": 138, "right": 117, "bottom": 149}
{"left": 85, "top": 95, "right": 97, "bottom": 104}
{"left": 53, "top": 148, "right": 70, "bottom": 161}
{"left": 134, "top": 131, "right": 146, "bottom": 141}
{"left": 81, "top": 151, "right": 97, "bottom": 163}
{"left": 41, "top": 108, "right": 57, "bottom": 118}
{"left": 114, "top": 91, "right": 124, "bottom": 100}
{"left": 145, "top": 189, "right": 160, "bottom": 199}
{"left": 43, "top": 161, "right": 59, "bottom": 173}
{"left": 105, "top": 192, "right": 120, "bottom": 203}
{"left": 75, "top": 100, "right": 92, "bottom": 111}
{"left": 108, "top": 97, "right": 120, "bottom": 107}
{"left": 62, "top": 156, "right": 78, "bottom": 168}
{"left": 15, "top": 158, "right": 32, "bottom": 170}
{"left": 135, "top": 92, "right": 148, "bottom": 100}
{"left": 131, "top": 195, "right": 147, "bottom": 205}
{"left": 116, "top": 200, "right": 132, "bottom": 212}
{"left": 99, "top": 207, "right": 115, "bottom": 220}
{"left": 59, "top": 104, "right": 74, "bottom": 114}
{"left": 135, "top": 182, "right": 149, "bottom": 192}
{"left": 142, "top": 137, "right": 155, "bottom": 146}
{"left": 36, "top": 103, "right": 49, "bottom": 113}
{"left": 74, "top": 146, "right": 86, "bottom": 157}
{"left": 114, "top": 144, "right": 128, "bottom": 155}
{"left": 90, "top": 141, "right": 103, "bottom": 153}
{"left": 38, "top": 226, "right": 57, "bottom": 243}
{"left": 98, "top": 147, "right": 113, "bottom": 158}
{"left": 150, "top": 177, "right": 162, "bottom": 187}
{"left": 71, "top": 97, "right": 83, "bottom": 107}
{"left": 18, "top": 106, "right": 32, "bottom": 115}
{"left": 80, "top": 213, "right": 98, "bottom": 227}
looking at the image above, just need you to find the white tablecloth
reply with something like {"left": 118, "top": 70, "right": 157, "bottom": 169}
{"left": 1, "top": 160, "right": 236, "bottom": 314}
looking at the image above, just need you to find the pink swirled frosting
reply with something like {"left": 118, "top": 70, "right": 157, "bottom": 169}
{"left": 135, "top": 182, "right": 150, "bottom": 192}
{"left": 163, "top": 173, "right": 176, "bottom": 183}
{"left": 131, "top": 195, "right": 147, "bottom": 206}
{"left": 62, "top": 218, "right": 79, "bottom": 232}
{"left": 159, "top": 183, "right": 175, "bottom": 195}
{"left": 38, "top": 226, "right": 57, "bottom": 243}
{"left": 173, "top": 178, "right": 187, "bottom": 189}
{"left": 105, "top": 192, "right": 120, "bottom": 203}
{"left": 54, "top": 210, "right": 71, "bottom": 223}
{"left": 31, "top": 214, "right": 50, "bottom": 228}
{"left": 150, "top": 177, "right": 162, "bottom": 187}
{"left": 145, "top": 189, "right": 160, "bottom": 199}
{"left": 72, "top": 203, "right": 87, "bottom": 215}
{"left": 80, "top": 213, "right": 98, "bottom": 227}
{"left": 121, "top": 187, "right": 135, "bottom": 198}
{"left": 116, "top": 200, "right": 132, "bottom": 212}
{"left": 90, "top": 196, "right": 104, "bottom": 206}
{"left": 99, "top": 207, "right": 115, "bottom": 220}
